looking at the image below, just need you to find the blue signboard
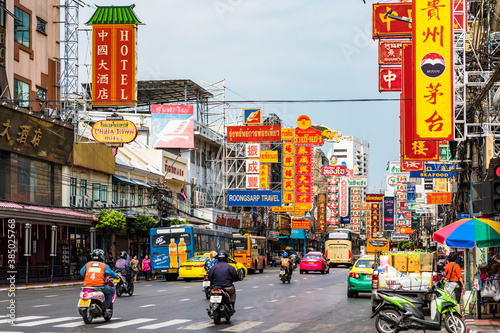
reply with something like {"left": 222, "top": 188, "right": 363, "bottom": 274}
{"left": 425, "top": 163, "right": 457, "bottom": 171}
{"left": 458, "top": 213, "right": 470, "bottom": 219}
{"left": 227, "top": 190, "right": 282, "bottom": 207}
{"left": 409, "top": 171, "right": 456, "bottom": 178}
{"left": 407, "top": 182, "right": 416, "bottom": 202}
{"left": 383, "top": 196, "right": 395, "bottom": 231}
{"left": 291, "top": 229, "right": 306, "bottom": 239}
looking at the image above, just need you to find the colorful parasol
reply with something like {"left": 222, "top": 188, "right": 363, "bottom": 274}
{"left": 433, "top": 218, "right": 500, "bottom": 248}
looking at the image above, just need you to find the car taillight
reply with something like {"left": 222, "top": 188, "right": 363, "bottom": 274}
{"left": 179, "top": 264, "right": 184, "bottom": 268}
{"left": 349, "top": 272, "right": 360, "bottom": 279}
{"left": 348, "top": 250, "right": 352, "bottom": 259}
{"left": 204, "top": 275, "right": 209, "bottom": 281}
{"left": 372, "top": 271, "right": 378, "bottom": 290}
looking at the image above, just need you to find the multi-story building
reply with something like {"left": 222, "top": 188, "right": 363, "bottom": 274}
{"left": 328, "top": 136, "right": 370, "bottom": 179}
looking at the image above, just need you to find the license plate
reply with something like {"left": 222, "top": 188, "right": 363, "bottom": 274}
{"left": 185, "top": 267, "right": 192, "bottom": 270}
{"left": 78, "top": 299, "right": 90, "bottom": 307}
{"left": 210, "top": 295, "right": 222, "bottom": 303}
{"left": 168, "top": 269, "right": 177, "bottom": 273}
{"left": 202, "top": 281, "right": 210, "bottom": 287}
{"left": 113, "top": 279, "right": 120, "bottom": 283}
{"left": 366, "top": 275, "right": 372, "bottom": 280}
{"left": 280, "top": 270, "right": 286, "bottom": 274}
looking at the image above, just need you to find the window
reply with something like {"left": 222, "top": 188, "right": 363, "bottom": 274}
{"left": 80, "top": 179, "right": 87, "bottom": 196}
{"left": 120, "top": 185, "right": 126, "bottom": 200}
{"left": 165, "top": 190, "right": 172, "bottom": 204}
{"left": 130, "top": 186, "right": 135, "bottom": 204}
{"left": 92, "top": 183, "right": 100, "bottom": 201}
{"left": 147, "top": 189, "right": 152, "bottom": 205}
{"left": 0, "top": 0, "right": 6, "bottom": 28}
{"left": 101, "top": 185, "right": 107, "bottom": 203}
{"left": 14, "top": 79, "right": 29, "bottom": 107}
{"left": 138, "top": 188, "right": 143, "bottom": 206}
{"left": 70, "top": 178, "right": 77, "bottom": 197}
{"left": 36, "top": 87, "right": 46, "bottom": 100}
{"left": 112, "top": 183, "right": 118, "bottom": 203}
{"left": 14, "top": 7, "right": 30, "bottom": 48}
{"left": 36, "top": 18, "right": 46, "bottom": 33}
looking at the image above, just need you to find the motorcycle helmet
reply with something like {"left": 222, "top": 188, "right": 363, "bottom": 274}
{"left": 282, "top": 252, "right": 288, "bottom": 258}
{"left": 210, "top": 251, "right": 218, "bottom": 258}
{"left": 91, "top": 249, "right": 105, "bottom": 262}
{"left": 120, "top": 251, "right": 128, "bottom": 259}
{"left": 217, "top": 250, "right": 228, "bottom": 262}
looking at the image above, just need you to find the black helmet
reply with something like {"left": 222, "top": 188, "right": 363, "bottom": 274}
{"left": 120, "top": 251, "right": 128, "bottom": 259}
{"left": 217, "top": 250, "right": 228, "bottom": 262}
{"left": 91, "top": 249, "right": 105, "bottom": 262}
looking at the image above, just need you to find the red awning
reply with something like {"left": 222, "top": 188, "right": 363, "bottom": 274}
{"left": 0, "top": 201, "right": 94, "bottom": 225}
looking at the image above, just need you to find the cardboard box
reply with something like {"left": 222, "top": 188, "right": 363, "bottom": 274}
{"left": 393, "top": 254, "right": 407, "bottom": 272}
{"left": 408, "top": 258, "right": 420, "bottom": 272}
{"left": 419, "top": 252, "right": 434, "bottom": 271}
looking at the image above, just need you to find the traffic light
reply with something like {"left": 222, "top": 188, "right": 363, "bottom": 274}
{"left": 479, "top": 164, "right": 500, "bottom": 215}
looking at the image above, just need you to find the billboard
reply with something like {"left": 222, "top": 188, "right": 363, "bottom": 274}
{"left": 227, "top": 125, "right": 281, "bottom": 142}
{"left": 227, "top": 190, "right": 282, "bottom": 207}
{"left": 151, "top": 105, "right": 194, "bottom": 148}
{"left": 383, "top": 196, "right": 395, "bottom": 231}
{"left": 91, "top": 120, "right": 137, "bottom": 144}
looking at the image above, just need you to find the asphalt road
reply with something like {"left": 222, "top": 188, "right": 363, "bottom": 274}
{"left": 0, "top": 267, "right": 377, "bottom": 333}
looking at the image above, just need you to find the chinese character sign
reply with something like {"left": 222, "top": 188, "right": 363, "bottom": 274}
{"left": 379, "top": 67, "right": 402, "bottom": 91}
{"left": 92, "top": 24, "right": 136, "bottom": 106}
{"left": 413, "top": 0, "right": 453, "bottom": 140}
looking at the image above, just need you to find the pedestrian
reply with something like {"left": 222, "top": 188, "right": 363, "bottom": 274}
{"left": 131, "top": 255, "right": 140, "bottom": 282}
{"left": 444, "top": 253, "right": 465, "bottom": 303}
{"left": 142, "top": 255, "right": 152, "bottom": 281}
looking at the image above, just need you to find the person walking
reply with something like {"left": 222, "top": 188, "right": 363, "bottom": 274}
{"left": 131, "top": 255, "right": 140, "bottom": 282}
{"left": 142, "top": 255, "right": 152, "bottom": 281}
{"left": 444, "top": 253, "right": 465, "bottom": 302}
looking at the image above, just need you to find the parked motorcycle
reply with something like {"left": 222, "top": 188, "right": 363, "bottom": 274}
{"left": 279, "top": 268, "right": 292, "bottom": 284}
{"left": 371, "top": 279, "right": 465, "bottom": 333}
{"left": 207, "top": 285, "right": 234, "bottom": 324}
{"left": 78, "top": 277, "right": 115, "bottom": 324}
{"left": 202, "top": 274, "right": 211, "bottom": 300}
{"left": 113, "top": 272, "right": 134, "bottom": 297}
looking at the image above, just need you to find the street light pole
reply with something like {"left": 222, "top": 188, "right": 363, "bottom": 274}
{"left": 24, "top": 224, "right": 32, "bottom": 286}
{"left": 50, "top": 225, "right": 57, "bottom": 284}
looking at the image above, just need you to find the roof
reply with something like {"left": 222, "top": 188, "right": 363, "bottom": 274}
{"left": 0, "top": 201, "right": 94, "bottom": 224}
{"left": 86, "top": 6, "right": 143, "bottom": 25}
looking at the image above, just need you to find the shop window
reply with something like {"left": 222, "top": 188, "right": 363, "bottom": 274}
{"left": 112, "top": 183, "right": 118, "bottom": 203}
{"left": 80, "top": 179, "right": 87, "bottom": 196}
{"left": 120, "top": 184, "right": 126, "bottom": 200}
{"left": 130, "top": 186, "right": 135, "bottom": 204}
{"left": 14, "top": 78, "right": 29, "bottom": 107}
{"left": 92, "top": 183, "right": 100, "bottom": 201}
{"left": 14, "top": 6, "right": 29, "bottom": 48}
{"left": 70, "top": 178, "right": 77, "bottom": 197}
{"left": 138, "top": 188, "right": 143, "bottom": 206}
{"left": 101, "top": 185, "right": 107, "bottom": 203}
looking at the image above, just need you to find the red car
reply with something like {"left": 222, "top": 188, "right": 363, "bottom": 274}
{"left": 299, "top": 252, "right": 330, "bottom": 274}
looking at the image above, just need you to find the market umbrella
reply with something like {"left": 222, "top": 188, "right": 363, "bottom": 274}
{"left": 433, "top": 217, "right": 500, "bottom": 248}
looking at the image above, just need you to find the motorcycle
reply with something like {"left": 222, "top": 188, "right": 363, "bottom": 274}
{"left": 113, "top": 271, "right": 134, "bottom": 297}
{"left": 207, "top": 285, "right": 234, "bottom": 324}
{"left": 371, "top": 279, "right": 465, "bottom": 333}
{"left": 202, "top": 274, "right": 211, "bottom": 300}
{"left": 279, "top": 267, "right": 292, "bottom": 284}
{"left": 78, "top": 277, "right": 115, "bottom": 324}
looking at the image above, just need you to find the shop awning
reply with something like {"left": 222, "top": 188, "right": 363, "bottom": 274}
{"left": 131, "top": 178, "right": 151, "bottom": 188}
{"left": 164, "top": 177, "right": 191, "bottom": 185}
{"left": 112, "top": 175, "right": 135, "bottom": 185}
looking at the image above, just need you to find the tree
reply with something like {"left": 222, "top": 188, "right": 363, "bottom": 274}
{"left": 128, "top": 214, "right": 157, "bottom": 256}
{"left": 165, "top": 218, "right": 188, "bottom": 227}
{"left": 96, "top": 209, "right": 126, "bottom": 256}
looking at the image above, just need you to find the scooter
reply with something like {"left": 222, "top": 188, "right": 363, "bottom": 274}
{"left": 78, "top": 277, "right": 115, "bottom": 324}
{"left": 113, "top": 272, "right": 134, "bottom": 297}
{"left": 279, "top": 267, "right": 292, "bottom": 284}
{"left": 202, "top": 274, "right": 211, "bottom": 300}
{"left": 371, "top": 279, "right": 465, "bottom": 333}
{"left": 207, "top": 285, "right": 234, "bottom": 324}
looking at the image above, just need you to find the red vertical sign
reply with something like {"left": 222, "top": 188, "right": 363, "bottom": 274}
{"left": 115, "top": 26, "right": 135, "bottom": 104}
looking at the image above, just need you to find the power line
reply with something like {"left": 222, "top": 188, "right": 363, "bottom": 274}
{"left": 211, "top": 98, "right": 404, "bottom": 104}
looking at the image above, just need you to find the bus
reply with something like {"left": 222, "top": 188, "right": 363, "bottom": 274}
{"left": 366, "top": 238, "right": 390, "bottom": 255}
{"left": 232, "top": 234, "right": 266, "bottom": 273}
{"left": 150, "top": 225, "right": 233, "bottom": 280}
{"left": 324, "top": 228, "right": 361, "bottom": 267}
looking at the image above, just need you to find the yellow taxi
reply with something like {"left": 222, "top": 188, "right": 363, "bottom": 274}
{"left": 347, "top": 255, "right": 375, "bottom": 298}
{"left": 179, "top": 254, "right": 247, "bottom": 282}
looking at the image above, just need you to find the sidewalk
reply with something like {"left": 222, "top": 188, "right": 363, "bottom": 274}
{"left": 0, "top": 279, "right": 83, "bottom": 291}
{"left": 464, "top": 314, "right": 500, "bottom": 333}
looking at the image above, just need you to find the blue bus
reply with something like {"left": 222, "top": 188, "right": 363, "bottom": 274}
{"left": 150, "top": 225, "right": 233, "bottom": 280}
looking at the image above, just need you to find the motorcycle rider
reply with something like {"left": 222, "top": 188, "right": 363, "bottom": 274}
{"left": 204, "top": 251, "right": 218, "bottom": 272}
{"left": 80, "top": 249, "right": 118, "bottom": 312}
{"left": 290, "top": 251, "right": 298, "bottom": 269}
{"left": 281, "top": 252, "right": 292, "bottom": 276}
{"left": 115, "top": 251, "right": 133, "bottom": 291}
{"left": 207, "top": 250, "right": 240, "bottom": 312}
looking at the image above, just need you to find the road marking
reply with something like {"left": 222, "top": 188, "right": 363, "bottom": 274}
{"left": 158, "top": 289, "right": 167, "bottom": 292}
{"left": 183, "top": 286, "right": 191, "bottom": 289}
{"left": 179, "top": 320, "right": 215, "bottom": 330}
{"left": 145, "top": 284, "right": 152, "bottom": 287}
{"left": 44, "top": 295, "right": 58, "bottom": 298}
{"left": 242, "top": 306, "right": 254, "bottom": 310}
{"left": 252, "top": 286, "right": 259, "bottom": 288}
{"left": 53, "top": 321, "right": 88, "bottom": 328}
{"left": 140, "top": 304, "right": 156, "bottom": 308}
{"left": 32, "top": 304, "right": 51, "bottom": 308}
{"left": 179, "top": 299, "right": 190, "bottom": 302}
{"left": 305, "top": 291, "right": 312, "bottom": 294}
{"left": 138, "top": 319, "right": 191, "bottom": 329}
{"left": 236, "top": 289, "right": 243, "bottom": 292}
{"left": 253, "top": 277, "right": 258, "bottom": 280}
{"left": 265, "top": 300, "right": 278, "bottom": 302}
{"left": 263, "top": 323, "right": 301, "bottom": 332}
{"left": 16, "top": 317, "right": 80, "bottom": 327}
{"left": 268, "top": 284, "right": 274, "bottom": 286}
{"left": 293, "top": 280, "right": 298, "bottom": 282}
{"left": 308, "top": 324, "right": 337, "bottom": 332}
{"left": 220, "top": 321, "right": 263, "bottom": 331}
{"left": 316, "top": 288, "right": 324, "bottom": 290}
{"left": 302, "top": 278, "right": 308, "bottom": 280}
{"left": 0, "top": 300, "right": 8, "bottom": 303}
{"left": 0, "top": 316, "right": 47, "bottom": 324}
{"left": 287, "top": 295, "right": 296, "bottom": 298}
{"left": 96, "top": 318, "right": 155, "bottom": 329}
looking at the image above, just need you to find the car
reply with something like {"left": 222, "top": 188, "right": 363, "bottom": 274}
{"left": 179, "top": 254, "right": 247, "bottom": 282}
{"left": 347, "top": 256, "right": 375, "bottom": 298}
{"left": 299, "top": 252, "right": 330, "bottom": 274}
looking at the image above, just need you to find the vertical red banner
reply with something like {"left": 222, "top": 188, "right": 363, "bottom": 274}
{"left": 92, "top": 26, "right": 113, "bottom": 105}
{"left": 115, "top": 25, "right": 136, "bottom": 104}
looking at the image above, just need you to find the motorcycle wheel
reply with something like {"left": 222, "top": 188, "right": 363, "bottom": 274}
{"left": 116, "top": 287, "right": 123, "bottom": 297}
{"left": 205, "top": 289, "right": 210, "bottom": 300}
{"left": 375, "top": 309, "right": 401, "bottom": 333}
{"left": 82, "top": 308, "right": 93, "bottom": 324}
{"left": 213, "top": 309, "right": 221, "bottom": 325}
{"left": 444, "top": 313, "right": 465, "bottom": 333}
{"left": 104, "top": 310, "right": 113, "bottom": 322}
{"left": 128, "top": 284, "right": 134, "bottom": 296}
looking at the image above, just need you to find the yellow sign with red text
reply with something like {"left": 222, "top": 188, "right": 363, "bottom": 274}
{"left": 292, "top": 220, "right": 310, "bottom": 229}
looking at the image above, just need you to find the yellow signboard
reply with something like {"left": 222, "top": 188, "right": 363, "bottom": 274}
{"left": 283, "top": 179, "right": 295, "bottom": 191}
{"left": 290, "top": 211, "right": 305, "bottom": 217}
{"left": 283, "top": 155, "right": 294, "bottom": 167}
{"left": 413, "top": 0, "right": 453, "bottom": 140}
{"left": 295, "top": 202, "right": 312, "bottom": 211}
{"left": 283, "top": 167, "right": 295, "bottom": 179}
{"left": 272, "top": 206, "right": 295, "bottom": 212}
{"left": 260, "top": 164, "right": 269, "bottom": 189}
{"left": 283, "top": 142, "right": 294, "bottom": 155}
{"left": 296, "top": 115, "right": 311, "bottom": 130}
{"left": 260, "top": 151, "right": 278, "bottom": 163}
{"left": 283, "top": 192, "right": 295, "bottom": 203}
{"left": 282, "top": 128, "right": 295, "bottom": 140}
{"left": 91, "top": 120, "right": 138, "bottom": 144}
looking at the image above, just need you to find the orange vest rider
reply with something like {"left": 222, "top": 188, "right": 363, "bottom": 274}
{"left": 84, "top": 262, "right": 107, "bottom": 287}
{"left": 281, "top": 258, "right": 291, "bottom": 269}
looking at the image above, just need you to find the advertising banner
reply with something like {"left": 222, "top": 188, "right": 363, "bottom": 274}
{"left": 283, "top": 192, "right": 295, "bottom": 204}
{"left": 321, "top": 165, "right": 346, "bottom": 177}
{"left": 401, "top": 161, "right": 425, "bottom": 171}
{"left": 246, "top": 175, "right": 260, "bottom": 189}
{"left": 227, "top": 190, "right": 282, "bottom": 207}
{"left": 246, "top": 159, "right": 260, "bottom": 174}
{"left": 295, "top": 145, "right": 313, "bottom": 155}
{"left": 294, "top": 127, "right": 324, "bottom": 146}
{"left": 409, "top": 170, "right": 456, "bottom": 178}
{"left": 383, "top": 196, "right": 395, "bottom": 231}
{"left": 283, "top": 179, "right": 295, "bottom": 191}
{"left": 245, "top": 143, "right": 260, "bottom": 158}
{"left": 244, "top": 108, "right": 262, "bottom": 125}
{"left": 292, "top": 220, "right": 311, "bottom": 230}
{"left": 260, "top": 164, "right": 269, "bottom": 189}
{"left": 347, "top": 177, "right": 368, "bottom": 187}
{"left": 379, "top": 40, "right": 403, "bottom": 65}
{"left": 339, "top": 179, "right": 349, "bottom": 217}
{"left": 92, "top": 24, "right": 136, "bottom": 106}
{"left": 227, "top": 125, "right": 281, "bottom": 142}
{"left": 260, "top": 151, "right": 278, "bottom": 163}
{"left": 413, "top": 0, "right": 454, "bottom": 140}
{"left": 427, "top": 192, "right": 452, "bottom": 204}
{"left": 372, "top": 3, "right": 412, "bottom": 39}
{"left": 282, "top": 128, "right": 295, "bottom": 140}
{"left": 366, "top": 194, "right": 384, "bottom": 203}
{"left": 91, "top": 120, "right": 137, "bottom": 144}
{"left": 296, "top": 194, "right": 313, "bottom": 204}
{"left": 317, "top": 193, "right": 327, "bottom": 233}
{"left": 151, "top": 105, "right": 194, "bottom": 148}
{"left": 272, "top": 206, "right": 294, "bottom": 212}
{"left": 379, "top": 67, "right": 402, "bottom": 91}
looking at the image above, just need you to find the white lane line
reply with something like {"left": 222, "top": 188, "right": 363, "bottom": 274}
{"left": 0, "top": 300, "right": 8, "bottom": 303}
{"left": 302, "top": 278, "right": 308, "bottom": 280}
{"left": 293, "top": 280, "right": 299, "bottom": 282}
{"left": 44, "top": 295, "right": 58, "bottom": 298}
{"left": 252, "top": 286, "right": 259, "bottom": 289}
{"left": 263, "top": 323, "right": 302, "bottom": 332}
{"left": 183, "top": 286, "right": 191, "bottom": 289}
{"left": 253, "top": 277, "right": 258, "bottom": 280}
{"left": 53, "top": 321, "right": 87, "bottom": 328}
{"left": 308, "top": 324, "right": 337, "bottom": 332}
{"left": 268, "top": 284, "right": 274, "bottom": 286}
{"left": 236, "top": 289, "right": 243, "bottom": 292}
{"left": 0, "top": 316, "right": 47, "bottom": 324}
{"left": 179, "top": 320, "right": 215, "bottom": 330}
{"left": 32, "top": 304, "right": 51, "bottom": 308}
{"left": 287, "top": 295, "right": 296, "bottom": 298}
{"left": 179, "top": 299, "right": 190, "bottom": 301}
{"left": 140, "top": 304, "right": 156, "bottom": 308}
{"left": 96, "top": 318, "right": 155, "bottom": 329}
{"left": 316, "top": 288, "right": 324, "bottom": 290}
{"left": 138, "top": 319, "right": 191, "bottom": 329}
{"left": 305, "top": 291, "right": 312, "bottom": 294}
{"left": 16, "top": 317, "right": 80, "bottom": 327}
{"left": 144, "top": 284, "right": 152, "bottom": 287}
{"left": 242, "top": 306, "right": 254, "bottom": 310}
{"left": 158, "top": 289, "right": 167, "bottom": 292}
{"left": 265, "top": 300, "right": 278, "bottom": 303}
{"left": 220, "top": 321, "right": 263, "bottom": 331}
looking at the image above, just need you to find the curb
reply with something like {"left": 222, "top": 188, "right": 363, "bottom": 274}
{"left": 0, "top": 282, "right": 83, "bottom": 291}
{"left": 463, "top": 315, "right": 500, "bottom": 333}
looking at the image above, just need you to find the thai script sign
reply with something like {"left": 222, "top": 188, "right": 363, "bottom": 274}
{"left": 151, "top": 105, "right": 194, "bottom": 149}
{"left": 379, "top": 40, "right": 403, "bottom": 65}
{"left": 321, "top": 165, "right": 346, "bottom": 177}
{"left": 227, "top": 125, "right": 281, "bottom": 142}
{"left": 260, "top": 151, "right": 278, "bottom": 163}
{"left": 347, "top": 177, "right": 368, "bottom": 187}
{"left": 292, "top": 220, "right": 311, "bottom": 230}
{"left": 227, "top": 190, "right": 282, "bottom": 207}
{"left": 282, "top": 128, "right": 295, "bottom": 140}
{"left": 366, "top": 194, "right": 384, "bottom": 203}
{"left": 272, "top": 206, "right": 294, "bottom": 212}
{"left": 427, "top": 192, "right": 452, "bottom": 204}
{"left": 339, "top": 179, "right": 349, "bottom": 217}
{"left": 91, "top": 120, "right": 137, "bottom": 144}
{"left": 294, "top": 127, "right": 324, "bottom": 146}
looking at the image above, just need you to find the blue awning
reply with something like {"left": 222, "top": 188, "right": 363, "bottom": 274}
{"left": 112, "top": 175, "right": 135, "bottom": 185}
{"left": 131, "top": 178, "right": 151, "bottom": 188}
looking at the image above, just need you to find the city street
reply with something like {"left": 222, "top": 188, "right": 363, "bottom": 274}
{"left": 0, "top": 267, "right": 376, "bottom": 333}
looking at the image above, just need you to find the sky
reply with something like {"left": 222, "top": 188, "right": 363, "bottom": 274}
{"left": 77, "top": 0, "right": 400, "bottom": 191}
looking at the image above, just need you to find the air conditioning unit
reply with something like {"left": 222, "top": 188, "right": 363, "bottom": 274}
{"left": 191, "top": 177, "right": 198, "bottom": 186}
{"left": 193, "top": 191, "right": 207, "bottom": 207}
{"left": 71, "top": 195, "right": 83, "bottom": 207}
{"left": 119, "top": 199, "right": 127, "bottom": 207}
{"left": 94, "top": 201, "right": 103, "bottom": 209}
{"left": 83, "top": 196, "right": 93, "bottom": 208}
